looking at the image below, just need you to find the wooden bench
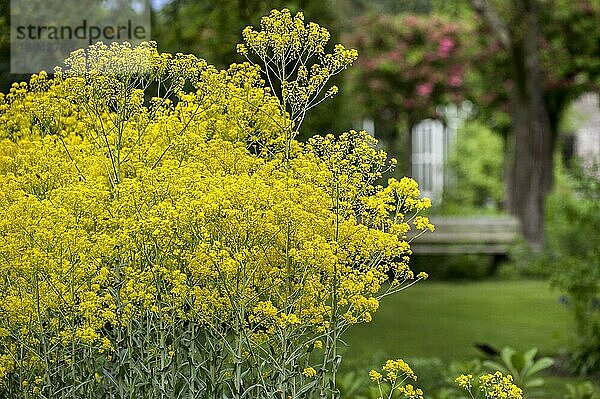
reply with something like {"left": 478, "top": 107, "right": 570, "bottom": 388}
{"left": 408, "top": 215, "right": 521, "bottom": 274}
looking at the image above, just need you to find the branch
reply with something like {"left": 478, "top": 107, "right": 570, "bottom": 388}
{"left": 469, "top": 0, "right": 511, "bottom": 48}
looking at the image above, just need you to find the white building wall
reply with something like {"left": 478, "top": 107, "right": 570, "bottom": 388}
{"left": 573, "top": 93, "right": 600, "bottom": 167}
{"left": 412, "top": 119, "right": 445, "bottom": 202}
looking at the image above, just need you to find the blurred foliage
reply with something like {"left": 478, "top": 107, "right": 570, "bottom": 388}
{"left": 483, "top": 347, "right": 554, "bottom": 391}
{"left": 345, "top": 14, "right": 471, "bottom": 148}
{"left": 153, "top": 0, "right": 337, "bottom": 68}
{"left": 513, "top": 161, "right": 600, "bottom": 375}
{"left": 347, "top": 0, "right": 600, "bottom": 137}
{"left": 443, "top": 120, "right": 504, "bottom": 213}
{"left": 541, "top": 162, "right": 600, "bottom": 375}
{"left": 344, "top": 0, "right": 599, "bottom": 247}
{"left": 410, "top": 254, "right": 492, "bottom": 280}
{"left": 566, "top": 381, "right": 600, "bottom": 399}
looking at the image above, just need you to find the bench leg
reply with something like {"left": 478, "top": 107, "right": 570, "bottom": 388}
{"left": 487, "top": 254, "right": 507, "bottom": 276}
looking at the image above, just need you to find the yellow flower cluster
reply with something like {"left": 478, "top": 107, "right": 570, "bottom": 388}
{"left": 369, "top": 359, "right": 423, "bottom": 399}
{"left": 398, "top": 384, "right": 424, "bottom": 399}
{"left": 455, "top": 373, "right": 473, "bottom": 389}
{"left": 369, "top": 369, "right": 383, "bottom": 382}
{"left": 479, "top": 372, "right": 523, "bottom": 399}
{"left": 240, "top": 9, "right": 330, "bottom": 61}
{"left": 302, "top": 367, "right": 317, "bottom": 378}
{"left": 238, "top": 9, "right": 358, "bottom": 132}
{"left": 382, "top": 358, "right": 417, "bottom": 382}
{"left": 456, "top": 372, "right": 523, "bottom": 399}
{"left": 0, "top": 11, "right": 433, "bottom": 397}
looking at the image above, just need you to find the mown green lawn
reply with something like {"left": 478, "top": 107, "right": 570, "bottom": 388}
{"left": 342, "top": 280, "right": 573, "bottom": 363}
{"left": 339, "top": 280, "right": 599, "bottom": 398}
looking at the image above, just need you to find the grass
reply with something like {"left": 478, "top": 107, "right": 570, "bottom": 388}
{"left": 338, "top": 279, "right": 600, "bottom": 398}
{"left": 342, "top": 279, "right": 573, "bottom": 363}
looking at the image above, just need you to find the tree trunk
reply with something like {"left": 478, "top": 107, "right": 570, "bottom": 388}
{"left": 508, "top": 0, "right": 554, "bottom": 249}
{"left": 470, "top": 0, "right": 560, "bottom": 249}
{"left": 502, "top": 128, "right": 515, "bottom": 212}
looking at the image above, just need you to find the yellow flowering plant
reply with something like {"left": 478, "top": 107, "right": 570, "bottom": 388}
{"left": 0, "top": 9, "right": 434, "bottom": 399}
{"left": 368, "top": 359, "right": 424, "bottom": 399}
{"left": 455, "top": 371, "right": 524, "bottom": 399}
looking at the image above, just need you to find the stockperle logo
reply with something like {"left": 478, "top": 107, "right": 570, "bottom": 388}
{"left": 11, "top": 0, "right": 151, "bottom": 74}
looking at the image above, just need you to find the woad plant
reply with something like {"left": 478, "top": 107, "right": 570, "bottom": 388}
{"left": 0, "top": 9, "right": 440, "bottom": 399}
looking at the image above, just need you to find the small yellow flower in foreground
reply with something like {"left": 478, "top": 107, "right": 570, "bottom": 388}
{"left": 382, "top": 358, "right": 416, "bottom": 380}
{"left": 413, "top": 216, "right": 434, "bottom": 231}
{"left": 236, "top": 44, "right": 248, "bottom": 56}
{"left": 398, "top": 384, "right": 424, "bottom": 399}
{"left": 454, "top": 374, "right": 472, "bottom": 389}
{"left": 386, "top": 371, "right": 398, "bottom": 382}
{"left": 416, "top": 271, "right": 429, "bottom": 280}
{"left": 478, "top": 371, "right": 523, "bottom": 399}
{"left": 302, "top": 367, "right": 317, "bottom": 378}
{"left": 369, "top": 369, "right": 382, "bottom": 381}
{"left": 313, "top": 339, "right": 323, "bottom": 349}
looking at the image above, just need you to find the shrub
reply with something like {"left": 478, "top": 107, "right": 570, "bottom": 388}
{"left": 544, "top": 163, "right": 600, "bottom": 375}
{"left": 443, "top": 120, "right": 504, "bottom": 214}
{"left": 565, "top": 381, "right": 600, "bottom": 399}
{"left": 410, "top": 254, "right": 491, "bottom": 280}
{"left": 0, "top": 10, "right": 434, "bottom": 398}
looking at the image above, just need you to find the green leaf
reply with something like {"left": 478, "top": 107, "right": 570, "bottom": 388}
{"left": 482, "top": 360, "right": 508, "bottom": 374}
{"left": 525, "top": 377, "right": 545, "bottom": 388}
{"left": 499, "top": 347, "right": 519, "bottom": 376}
{"left": 526, "top": 357, "right": 554, "bottom": 377}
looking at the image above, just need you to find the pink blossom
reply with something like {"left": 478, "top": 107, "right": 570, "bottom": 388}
{"left": 403, "top": 98, "right": 415, "bottom": 109}
{"left": 425, "top": 52, "right": 437, "bottom": 62}
{"left": 445, "top": 64, "right": 464, "bottom": 88}
{"left": 388, "top": 50, "right": 401, "bottom": 63}
{"left": 416, "top": 82, "right": 433, "bottom": 97}
{"left": 448, "top": 71, "right": 463, "bottom": 87}
{"left": 438, "top": 37, "right": 454, "bottom": 57}
{"left": 488, "top": 41, "right": 501, "bottom": 52}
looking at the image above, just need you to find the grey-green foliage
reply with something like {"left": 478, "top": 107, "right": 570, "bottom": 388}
{"left": 443, "top": 120, "right": 504, "bottom": 214}
{"left": 483, "top": 347, "right": 553, "bottom": 391}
